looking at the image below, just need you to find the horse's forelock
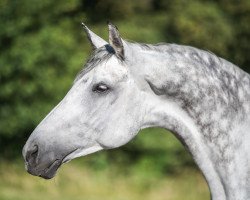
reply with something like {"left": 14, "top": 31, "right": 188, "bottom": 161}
{"left": 74, "top": 46, "right": 114, "bottom": 83}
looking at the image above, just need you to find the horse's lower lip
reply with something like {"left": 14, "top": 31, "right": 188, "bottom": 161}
{"left": 39, "top": 159, "right": 61, "bottom": 179}
{"left": 37, "top": 150, "right": 78, "bottom": 179}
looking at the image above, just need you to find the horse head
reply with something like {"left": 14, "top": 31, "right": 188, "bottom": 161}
{"left": 22, "top": 23, "right": 147, "bottom": 179}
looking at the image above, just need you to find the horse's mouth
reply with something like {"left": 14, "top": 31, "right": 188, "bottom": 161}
{"left": 25, "top": 149, "right": 79, "bottom": 179}
{"left": 26, "top": 147, "right": 102, "bottom": 179}
{"left": 38, "top": 159, "right": 62, "bottom": 179}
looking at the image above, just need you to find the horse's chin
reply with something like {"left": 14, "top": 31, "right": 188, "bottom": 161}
{"left": 40, "top": 159, "right": 62, "bottom": 179}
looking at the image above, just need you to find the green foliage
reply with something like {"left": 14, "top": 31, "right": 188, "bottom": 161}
{"left": 217, "top": 0, "right": 250, "bottom": 72}
{"left": 165, "top": 1, "right": 233, "bottom": 57}
{"left": 82, "top": 0, "right": 152, "bottom": 22}
{"left": 0, "top": 0, "right": 87, "bottom": 156}
{"left": 0, "top": 0, "right": 249, "bottom": 175}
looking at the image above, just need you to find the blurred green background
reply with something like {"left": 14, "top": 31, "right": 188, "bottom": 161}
{"left": 0, "top": 0, "right": 249, "bottom": 199}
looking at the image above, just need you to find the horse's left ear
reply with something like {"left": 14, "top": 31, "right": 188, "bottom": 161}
{"left": 108, "top": 22, "right": 124, "bottom": 60}
{"left": 82, "top": 23, "right": 108, "bottom": 49}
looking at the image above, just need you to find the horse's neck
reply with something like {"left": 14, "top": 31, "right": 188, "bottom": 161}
{"left": 131, "top": 44, "right": 250, "bottom": 200}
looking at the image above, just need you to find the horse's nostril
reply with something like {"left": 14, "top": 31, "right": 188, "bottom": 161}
{"left": 25, "top": 145, "right": 39, "bottom": 166}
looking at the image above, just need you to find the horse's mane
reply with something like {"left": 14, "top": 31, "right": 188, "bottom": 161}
{"left": 75, "top": 40, "right": 249, "bottom": 84}
{"left": 128, "top": 41, "right": 225, "bottom": 70}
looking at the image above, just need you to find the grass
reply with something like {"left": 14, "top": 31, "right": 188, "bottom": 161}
{"left": 0, "top": 159, "right": 209, "bottom": 200}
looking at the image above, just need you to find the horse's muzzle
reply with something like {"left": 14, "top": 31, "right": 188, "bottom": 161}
{"left": 22, "top": 142, "right": 62, "bottom": 179}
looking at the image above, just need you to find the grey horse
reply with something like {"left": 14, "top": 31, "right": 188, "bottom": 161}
{"left": 23, "top": 23, "right": 250, "bottom": 200}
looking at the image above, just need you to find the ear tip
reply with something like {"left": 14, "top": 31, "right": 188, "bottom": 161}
{"left": 107, "top": 22, "right": 119, "bottom": 32}
{"left": 107, "top": 23, "right": 113, "bottom": 30}
{"left": 107, "top": 20, "right": 114, "bottom": 26}
{"left": 81, "top": 22, "right": 88, "bottom": 29}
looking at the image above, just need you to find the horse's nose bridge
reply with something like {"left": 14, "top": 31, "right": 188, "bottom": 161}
{"left": 38, "top": 96, "right": 70, "bottom": 128}
{"left": 44, "top": 96, "right": 79, "bottom": 125}
{"left": 22, "top": 89, "right": 81, "bottom": 164}
{"left": 23, "top": 103, "right": 72, "bottom": 154}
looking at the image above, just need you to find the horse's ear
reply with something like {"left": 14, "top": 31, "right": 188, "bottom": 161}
{"left": 82, "top": 23, "right": 108, "bottom": 49}
{"left": 108, "top": 22, "right": 124, "bottom": 60}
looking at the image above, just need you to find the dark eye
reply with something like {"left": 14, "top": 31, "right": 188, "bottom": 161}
{"left": 92, "top": 83, "right": 109, "bottom": 93}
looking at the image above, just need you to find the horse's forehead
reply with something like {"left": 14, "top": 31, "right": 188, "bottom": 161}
{"left": 76, "top": 56, "right": 128, "bottom": 84}
{"left": 94, "top": 57, "right": 128, "bottom": 79}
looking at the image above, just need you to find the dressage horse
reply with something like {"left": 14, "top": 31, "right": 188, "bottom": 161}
{"left": 23, "top": 23, "right": 250, "bottom": 200}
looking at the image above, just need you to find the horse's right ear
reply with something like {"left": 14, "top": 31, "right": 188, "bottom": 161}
{"left": 82, "top": 23, "right": 108, "bottom": 49}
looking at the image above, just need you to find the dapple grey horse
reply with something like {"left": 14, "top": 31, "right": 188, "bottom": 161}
{"left": 23, "top": 23, "right": 250, "bottom": 200}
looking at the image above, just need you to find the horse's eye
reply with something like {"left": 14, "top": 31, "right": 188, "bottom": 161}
{"left": 93, "top": 83, "right": 109, "bottom": 93}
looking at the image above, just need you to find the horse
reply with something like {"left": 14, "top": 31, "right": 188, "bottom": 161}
{"left": 23, "top": 22, "right": 250, "bottom": 200}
